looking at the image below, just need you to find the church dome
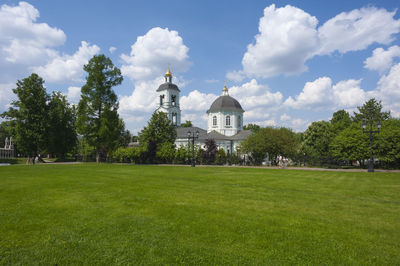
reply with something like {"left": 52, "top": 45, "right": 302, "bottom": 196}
{"left": 157, "top": 82, "right": 180, "bottom": 92}
{"left": 207, "top": 95, "right": 244, "bottom": 113}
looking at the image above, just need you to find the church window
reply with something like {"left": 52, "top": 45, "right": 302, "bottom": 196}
{"left": 172, "top": 112, "right": 177, "bottom": 125}
{"left": 226, "top": 115, "right": 231, "bottom": 126}
{"left": 238, "top": 116, "right": 241, "bottom": 127}
{"left": 213, "top": 116, "right": 217, "bottom": 126}
{"left": 171, "top": 95, "right": 176, "bottom": 106}
{"left": 160, "top": 95, "right": 164, "bottom": 106}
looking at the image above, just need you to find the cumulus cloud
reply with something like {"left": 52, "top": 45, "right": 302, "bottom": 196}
{"left": 109, "top": 46, "right": 116, "bottom": 54}
{"left": 120, "top": 27, "right": 191, "bottom": 81}
{"left": 229, "top": 79, "right": 283, "bottom": 109}
{"left": 34, "top": 41, "right": 100, "bottom": 83}
{"left": 284, "top": 77, "right": 332, "bottom": 110}
{"left": 242, "top": 4, "right": 319, "bottom": 78}
{"left": 231, "top": 4, "right": 400, "bottom": 79}
{"left": 364, "top": 45, "right": 400, "bottom": 73}
{"left": 0, "top": 2, "right": 65, "bottom": 66}
{"left": 318, "top": 7, "right": 400, "bottom": 55}
{"left": 0, "top": 83, "right": 15, "bottom": 113}
{"left": 66, "top": 86, "right": 81, "bottom": 104}
{"left": 376, "top": 63, "right": 400, "bottom": 115}
{"left": 284, "top": 77, "right": 368, "bottom": 111}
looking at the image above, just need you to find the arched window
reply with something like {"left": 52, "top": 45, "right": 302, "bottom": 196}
{"left": 226, "top": 115, "right": 230, "bottom": 126}
{"left": 159, "top": 95, "right": 164, "bottom": 106}
{"left": 213, "top": 116, "right": 217, "bottom": 126}
{"left": 172, "top": 112, "right": 177, "bottom": 125}
{"left": 238, "top": 116, "right": 241, "bottom": 127}
{"left": 171, "top": 95, "right": 176, "bottom": 106}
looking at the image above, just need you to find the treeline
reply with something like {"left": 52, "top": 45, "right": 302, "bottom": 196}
{"left": 241, "top": 99, "right": 400, "bottom": 169}
{"left": 1, "top": 55, "right": 131, "bottom": 163}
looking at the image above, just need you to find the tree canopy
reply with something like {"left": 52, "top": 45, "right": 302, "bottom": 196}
{"left": 1, "top": 74, "right": 49, "bottom": 160}
{"left": 139, "top": 111, "right": 177, "bottom": 163}
{"left": 76, "top": 54, "right": 124, "bottom": 162}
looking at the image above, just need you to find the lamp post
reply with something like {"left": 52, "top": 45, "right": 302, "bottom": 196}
{"left": 362, "top": 121, "right": 381, "bottom": 172}
{"left": 187, "top": 130, "right": 199, "bottom": 167}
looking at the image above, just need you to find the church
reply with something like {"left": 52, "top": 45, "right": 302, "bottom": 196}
{"left": 155, "top": 68, "right": 251, "bottom": 154}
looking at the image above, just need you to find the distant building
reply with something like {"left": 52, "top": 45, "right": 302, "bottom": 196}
{"left": 156, "top": 68, "right": 251, "bottom": 154}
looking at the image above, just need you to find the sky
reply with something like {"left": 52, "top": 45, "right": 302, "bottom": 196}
{"left": 1, "top": 0, "right": 400, "bottom": 134}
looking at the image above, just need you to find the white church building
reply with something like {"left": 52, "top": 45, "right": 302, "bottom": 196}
{"left": 156, "top": 68, "right": 251, "bottom": 154}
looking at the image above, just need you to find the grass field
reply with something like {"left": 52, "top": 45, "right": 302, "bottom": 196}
{"left": 0, "top": 164, "right": 399, "bottom": 265}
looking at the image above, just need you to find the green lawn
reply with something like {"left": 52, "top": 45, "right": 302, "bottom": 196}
{"left": 0, "top": 164, "right": 399, "bottom": 265}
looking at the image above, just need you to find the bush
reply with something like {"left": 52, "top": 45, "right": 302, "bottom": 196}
{"left": 215, "top": 149, "right": 227, "bottom": 165}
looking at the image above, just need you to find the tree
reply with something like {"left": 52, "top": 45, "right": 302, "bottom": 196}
{"left": 302, "top": 121, "right": 334, "bottom": 164}
{"left": 376, "top": 118, "right": 400, "bottom": 168}
{"left": 240, "top": 127, "right": 298, "bottom": 165}
{"left": 329, "top": 123, "right": 369, "bottom": 166}
{"left": 202, "top": 138, "right": 218, "bottom": 164}
{"left": 139, "top": 111, "right": 177, "bottom": 163}
{"left": 47, "top": 92, "right": 77, "bottom": 159}
{"left": 76, "top": 54, "right": 124, "bottom": 162}
{"left": 181, "top": 120, "right": 193, "bottom": 127}
{"left": 353, "top": 98, "right": 390, "bottom": 124}
{"left": 1, "top": 74, "right": 49, "bottom": 163}
{"left": 243, "top": 123, "right": 261, "bottom": 132}
{"left": 331, "top": 109, "right": 352, "bottom": 134}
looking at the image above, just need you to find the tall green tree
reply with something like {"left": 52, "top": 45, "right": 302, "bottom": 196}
{"left": 302, "top": 121, "right": 333, "bottom": 164}
{"left": 1, "top": 74, "right": 49, "bottom": 163}
{"left": 47, "top": 92, "right": 77, "bottom": 159}
{"left": 76, "top": 54, "right": 123, "bottom": 162}
{"left": 331, "top": 109, "right": 352, "bottom": 134}
{"left": 353, "top": 98, "right": 390, "bottom": 124}
{"left": 139, "top": 111, "right": 176, "bottom": 163}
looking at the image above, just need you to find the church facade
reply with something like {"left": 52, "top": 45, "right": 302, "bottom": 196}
{"left": 156, "top": 68, "right": 251, "bottom": 154}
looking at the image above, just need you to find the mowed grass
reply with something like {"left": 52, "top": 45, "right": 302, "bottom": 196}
{"left": 0, "top": 164, "right": 399, "bottom": 265}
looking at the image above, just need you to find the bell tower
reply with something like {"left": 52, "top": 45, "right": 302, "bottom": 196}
{"left": 156, "top": 67, "right": 181, "bottom": 126}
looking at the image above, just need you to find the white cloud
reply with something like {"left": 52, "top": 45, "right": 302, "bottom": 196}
{"left": 120, "top": 27, "right": 191, "bottom": 81}
{"left": 231, "top": 5, "right": 400, "bottom": 79}
{"left": 226, "top": 70, "right": 245, "bottom": 82}
{"left": 180, "top": 90, "right": 217, "bottom": 112}
{"left": 66, "top": 86, "right": 81, "bottom": 104}
{"left": 318, "top": 7, "right": 400, "bottom": 55}
{"left": 290, "top": 118, "right": 308, "bottom": 132}
{"left": 0, "top": 83, "right": 14, "bottom": 112}
{"left": 364, "top": 45, "right": 400, "bottom": 73}
{"left": 109, "top": 46, "right": 116, "bottom": 54}
{"left": 332, "top": 79, "right": 366, "bottom": 108}
{"left": 284, "top": 77, "right": 369, "bottom": 111}
{"left": 34, "top": 41, "right": 100, "bottom": 83}
{"left": 284, "top": 77, "right": 332, "bottom": 110}
{"left": 0, "top": 2, "right": 65, "bottom": 66}
{"left": 229, "top": 79, "right": 283, "bottom": 109}
{"left": 280, "top": 114, "right": 291, "bottom": 121}
{"left": 376, "top": 62, "right": 400, "bottom": 116}
{"left": 242, "top": 4, "right": 319, "bottom": 78}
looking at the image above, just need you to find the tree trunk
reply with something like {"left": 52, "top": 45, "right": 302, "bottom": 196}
{"left": 96, "top": 151, "right": 100, "bottom": 163}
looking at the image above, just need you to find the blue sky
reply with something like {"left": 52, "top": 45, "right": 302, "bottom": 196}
{"left": 1, "top": 0, "right": 400, "bottom": 133}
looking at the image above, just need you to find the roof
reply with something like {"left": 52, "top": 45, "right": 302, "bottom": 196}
{"left": 176, "top": 127, "right": 208, "bottom": 141}
{"left": 207, "top": 95, "right": 244, "bottom": 113}
{"left": 156, "top": 82, "right": 180, "bottom": 92}
{"left": 176, "top": 127, "right": 252, "bottom": 141}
